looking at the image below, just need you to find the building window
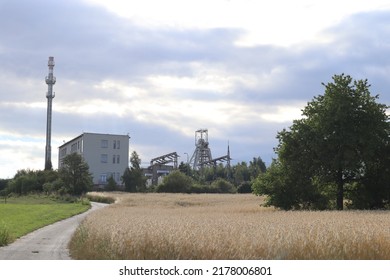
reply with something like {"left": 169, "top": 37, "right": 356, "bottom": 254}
{"left": 60, "top": 148, "right": 67, "bottom": 157}
{"left": 101, "top": 154, "right": 108, "bottom": 163}
{"left": 113, "top": 140, "right": 120, "bottom": 149}
{"left": 71, "top": 143, "right": 77, "bottom": 153}
{"left": 100, "top": 174, "right": 107, "bottom": 184}
{"left": 116, "top": 155, "right": 120, "bottom": 164}
{"left": 112, "top": 155, "right": 116, "bottom": 164}
{"left": 101, "top": 139, "right": 108, "bottom": 148}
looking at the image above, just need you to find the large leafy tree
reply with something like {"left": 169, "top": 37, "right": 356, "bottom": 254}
{"left": 254, "top": 74, "right": 389, "bottom": 210}
{"left": 59, "top": 153, "right": 93, "bottom": 195}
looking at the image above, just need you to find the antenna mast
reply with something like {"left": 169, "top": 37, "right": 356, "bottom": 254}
{"left": 44, "top": 56, "right": 56, "bottom": 170}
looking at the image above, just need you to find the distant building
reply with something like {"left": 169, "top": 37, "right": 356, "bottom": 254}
{"left": 143, "top": 164, "right": 174, "bottom": 187}
{"left": 58, "top": 132, "right": 130, "bottom": 187}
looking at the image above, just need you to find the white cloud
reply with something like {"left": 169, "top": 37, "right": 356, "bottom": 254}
{"left": 84, "top": 0, "right": 390, "bottom": 46}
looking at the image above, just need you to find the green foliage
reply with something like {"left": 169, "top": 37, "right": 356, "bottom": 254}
{"left": 252, "top": 160, "right": 296, "bottom": 210}
{"left": 106, "top": 176, "right": 117, "bottom": 191}
{"left": 5, "top": 169, "right": 60, "bottom": 195}
{"left": 0, "top": 179, "right": 9, "bottom": 192}
{"left": 186, "top": 156, "right": 266, "bottom": 188}
{"left": 178, "top": 162, "right": 192, "bottom": 176}
{"left": 0, "top": 222, "right": 11, "bottom": 246}
{"left": 237, "top": 181, "right": 252, "bottom": 193}
{"left": 232, "top": 162, "right": 251, "bottom": 185}
{"left": 211, "top": 178, "right": 236, "bottom": 193}
{"left": 252, "top": 160, "right": 329, "bottom": 210}
{"left": 85, "top": 194, "right": 116, "bottom": 204}
{"left": 122, "top": 151, "right": 146, "bottom": 192}
{"left": 254, "top": 74, "right": 389, "bottom": 210}
{"left": 157, "top": 170, "right": 193, "bottom": 193}
{"left": 130, "top": 150, "right": 141, "bottom": 169}
{"left": 59, "top": 153, "right": 93, "bottom": 195}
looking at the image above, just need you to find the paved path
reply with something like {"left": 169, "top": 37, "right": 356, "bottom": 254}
{"left": 0, "top": 202, "right": 108, "bottom": 260}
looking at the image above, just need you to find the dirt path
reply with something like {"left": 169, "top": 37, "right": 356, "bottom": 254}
{"left": 0, "top": 202, "right": 108, "bottom": 260}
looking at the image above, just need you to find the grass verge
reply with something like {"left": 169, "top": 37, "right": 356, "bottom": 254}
{"left": 0, "top": 195, "right": 90, "bottom": 246}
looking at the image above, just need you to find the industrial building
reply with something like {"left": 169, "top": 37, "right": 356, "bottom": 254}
{"left": 58, "top": 132, "right": 130, "bottom": 187}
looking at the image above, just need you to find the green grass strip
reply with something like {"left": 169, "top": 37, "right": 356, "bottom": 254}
{"left": 0, "top": 202, "right": 90, "bottom": 244}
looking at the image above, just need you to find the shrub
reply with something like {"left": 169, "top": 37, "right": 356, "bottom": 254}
{"left": 211, "top": 178, "right": 236, "bottom": 193}
{"left": 86, "top": 194, "right": 116, "bottom": 204}
{"left": 237, "top": 181, "right": 252, "bottom": 193}
{"left": 157, "top": 171, "right": 193, "bottom": 193}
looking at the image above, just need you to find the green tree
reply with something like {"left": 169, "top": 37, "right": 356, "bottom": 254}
{"left": 249, "top": 157, "right": 267, "bottom": 179}
{"left": 59, "top": 153, "right": 93, "bottom": 195}
{"left": 178, "top": 161, "right": 192, "bottom": 176}
{"left": 106, "top": 176, "right": 117, "bottom": 191}
{"left": 7, "top": 169, "right": 40, "bottom": 195}
{"left": 254, "top": 74, "right": 389, "bottom": 210}
{"left": 232, "top": 162, "right": 250, "bottom": 186}
{"left": 0, "top": 179, "right": 9, "bottom": 192}
{"left": 122, "top": 151, "right": 146, "bottom": 192}
{"left": 157, "top": 170, "right": 193, "bottom": 193}
{"left": 252, "top": 160, "right": 328, "bottom": 210}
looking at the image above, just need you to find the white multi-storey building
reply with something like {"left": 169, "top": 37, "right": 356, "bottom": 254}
{"left": 58, "top": 132, "right": 130, "bottom": 186}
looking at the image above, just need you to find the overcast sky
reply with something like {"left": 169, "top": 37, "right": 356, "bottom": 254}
{"left": 1, "top": 0, "right": 390, "bottom": 178}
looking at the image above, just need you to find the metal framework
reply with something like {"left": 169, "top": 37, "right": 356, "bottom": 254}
{"left": 148, "top": 152, "right": 179, "bottom": 185}
{"left": 189, "top": 129, "right": 212, "bottom": 170}
{"left": 188, "top": 129, "right": 231, "bottom": 170}
{"left": 44, "top": 56, "right": 56, "bottom": 170}
{"left": 150, "top": 152, "right": 179, "bottom": 168}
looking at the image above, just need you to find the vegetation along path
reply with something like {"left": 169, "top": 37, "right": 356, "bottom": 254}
{"left": 0, "top": 202, "right": 108, "bottom": 260}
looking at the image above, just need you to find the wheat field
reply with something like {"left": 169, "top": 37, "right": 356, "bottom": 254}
{"left": 69, "top": 192, "right": 390, "bottom": 259}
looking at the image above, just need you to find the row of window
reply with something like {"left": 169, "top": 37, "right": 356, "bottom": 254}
{"left": 71, "top": 141, "right": 81, "bottom": 153}
{"left": 101, "top": 139, "right": 121, "bottom": 149}
{"left": 60, "top": 140, "right": 82, "bottom": 158}
{"left": 100, "top": 172, "right": 121, "bottom": 183}
{"left": 100, "top": 154, "right": 121, "bottom": 164}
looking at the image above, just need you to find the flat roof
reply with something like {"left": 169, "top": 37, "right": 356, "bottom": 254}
{"left": 58, "top": 132, "right": 130, "bottom": 148}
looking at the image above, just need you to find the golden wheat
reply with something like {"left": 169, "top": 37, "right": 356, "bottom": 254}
{"left": 69, "top": 193, "right": 390, "bottom": 259}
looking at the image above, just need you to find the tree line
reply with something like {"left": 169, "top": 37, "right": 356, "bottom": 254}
{"left": 0, "top": 153, "right": 92, "bottom": 198}
{"left": 0, "top": 150, "right": 267, "bottom": 197}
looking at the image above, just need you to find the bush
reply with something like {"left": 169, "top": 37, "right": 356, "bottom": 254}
{"left": 211, "top": 178, "right": 236, "bottom": 193}
{"left": 86, "top": 194, "right": 116, "bottom": 204}
{"left": 237, "top": 181, "right": 252, "bottom": 193}
{"left": 189, "top": 183, "right": 220, "bottom": 193}
{"left": 157, "top": 171, "right": 193, "bottom": 193}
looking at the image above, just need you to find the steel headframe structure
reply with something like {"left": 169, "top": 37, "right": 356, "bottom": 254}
{"left": 188, "top": 129, "right": 231, "bottom": 171}
{"left": 188, "top": 129, "right": 212, "bottom": 170}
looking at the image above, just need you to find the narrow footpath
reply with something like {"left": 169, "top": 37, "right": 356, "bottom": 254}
{"left": 0, "top": 202, "right": 108, "bottom": 260}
